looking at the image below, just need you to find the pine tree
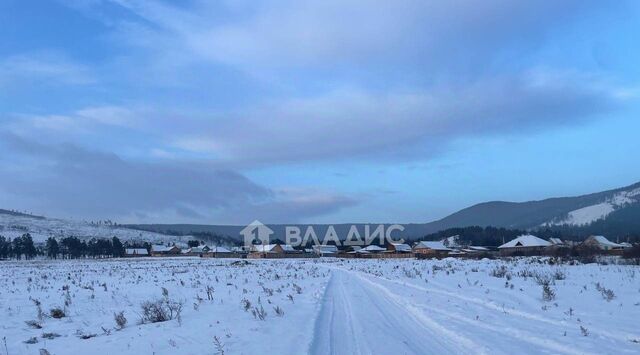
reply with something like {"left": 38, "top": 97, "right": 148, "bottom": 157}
{"left": 20, "top": 233, "right": 36, "bottom": 259}
{"left": 112, "top": 236, "right": 124, "bottom": 257}
{"left": 46, "top": 237, "right": 59, "bottom": 259}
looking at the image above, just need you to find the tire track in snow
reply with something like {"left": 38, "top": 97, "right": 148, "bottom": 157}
{"left": 347, "top": 270, "right": 600, "bottom": 355}
{"left": 309, "top": 269, "right": 478, "bottom": 354}
{"left": 369, "top": 273, "right": 636, "bottom": 344}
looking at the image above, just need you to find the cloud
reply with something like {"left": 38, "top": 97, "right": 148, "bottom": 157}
{"left": 4, "top": 105, "right": 141, "bottom": 138}
{"left": 6, "top": 69, "right": 622, "bottom": 169}
{"left": 214, "top": 188, "right": 360, "bottom": 224}
{"left": 101, "top": 0, "right": 615, "bottom": 75}
{"left": 42, "top": 0, "right": 625, "bottom": 169}
{"left": 0, "top": 133, "right": 357, "bottom": 223}
{"left": 75, "top": 106, "right": 138, "bottom": 126}
{"left": 0, "top": 52, "right": 95, "bottom": 86}
{"left": 168, "top": 70, "right": 622, "bottom": 165}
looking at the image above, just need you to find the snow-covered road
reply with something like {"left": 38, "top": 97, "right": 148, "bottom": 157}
{"left": 310, "top": 269, "right": 476, "bottom": 355}
{"left": 309, "top": 262, "right": 639, "bottom": 355}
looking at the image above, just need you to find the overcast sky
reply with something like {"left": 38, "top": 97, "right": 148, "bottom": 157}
{"left": 1, "top": 0, "right": 639, "bottom": 224}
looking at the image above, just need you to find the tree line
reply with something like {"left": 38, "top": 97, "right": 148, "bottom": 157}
{"left": 0, "top": 233, "right": 37, "bottom": 259}
{"left": 420, "top": 225, "right": 640, "bottom": 246}
{"left": 420, "top": 226, "right": 530, "bottom": 247}
{"left": 0, "top": 234, "right": 146, "bottom": 259}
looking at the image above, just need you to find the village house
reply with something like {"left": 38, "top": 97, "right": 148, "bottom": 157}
{"left": 548, "top": 238, "right": 565, "bottom": 246}
{"left": 582, "top": 235, "right": 624, "bottom": 252}
{"left": 251, "top": 244, "right": 284, "bottom": 253}
{"left": 186, "top": 245, "right": 211, "bottom": 256}
{"left": 498, "top": 235, "right": 551, "bottom": 256}
{"left": 349, "top": 245, "right": 386, "bottom": 258}
{"left": 313, "top": 245, "right": 338, "bottom": 257}
{"left": 387, "top": 243, "right": 412, "bottom": 253}
{"left": 210, "top": 246, "right": 232, "bottom": 253}
{"left": 457, "top": 246, "right": 492, "bottom": 258}
{"left": 202, "top": 246, "right": 239, "bottom": 258}
{"left": 248, "top": 244, "right": 284, "bottom": 259}
{"left": 381, "top": 243, "right": 414, "bottom": 258}
{"left": 413, "top": 241, "right": 452, "bottom": 258}
{"left": 360, "top": 245, "right": 386, "bottom": 253}
{"left": 338, "top": 246, "right": 361, "bottom": 258}
{"left": 231, "top": 246, "right": 250, "bottom": 255}
{"left": 281, "top": 244, "right": 301, "bottom": 253}
{"left": 150, "top": 245, "right": 181, "bottom": 257}
{"left": 249, "top": 244, "right": 312, "bottom": 259}
{"left": 124, "top": 248, "right": 148, "bottom": 257}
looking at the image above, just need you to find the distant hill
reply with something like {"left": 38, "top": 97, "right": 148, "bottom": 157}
{"left": 127, "top": 181, "right": 640, "bottom": 240}
{"left": 3, "top": 180, "right": 640, "bottom": 243}
{"left": 423, "top": 181, "right": 640, "bottom": 236}
{"left": 0, "top": 210, "right": 188, "bottom": 244}
{"left": 125, "top": 223, "right": 435, "bottom": 243}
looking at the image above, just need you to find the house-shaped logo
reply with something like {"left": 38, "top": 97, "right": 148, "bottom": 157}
{"left": 240, "top": 220, "right": 274, "bottom": 247}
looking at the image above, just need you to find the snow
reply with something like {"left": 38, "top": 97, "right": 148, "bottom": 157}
{"left": 1, "top": 257, "right": 639, "bottom": 354}
{"left": 125, "top": 248, "right": 148, "bottom": 256}
{"left": 587, "top": 236, "right": 623, "bottom": 249}
{"left": 390, "top": 243, "right": 412, "bottom": 252}
{"left": 151, "top": 245, "right": 175, "bottom": 252}
{"left": 556, "top": 203, "right": 615, "bottom": 226}
{"left": 547, "top": 187, "right": 640, "bottom": 226}
{"left": 211, "top": 246, "right": 232, "bottom": 253}
{"left": 360, "top": 245, "right": 386, "bottom": 252}
{"left": 414, "top": 241, "right": 452, "bottom": 251}
{"left": 0, "top": 212, "right": 189, "bottom": 244}
{"left": 187, "top": 246, "right": 210, "bottom": 253}
{"left": 251, "top": 244, "right": 279, "bottom": 252}
{"left": 441, "top": 235, "right": 462, "bottom": 248}
{"left": 313, "top": 245, "right": 338, "bottom": 254}
{"left": 310, "top": 269, "right": 474, "bottom": 354}
{"left": 499, "top": 235, "right": 551, "bottom": 249}
{"left": 0, "top": 258, "right": 329, "bottom": 355}
{"left": 468, "top": 246, "right": 490, "bottom": 251}
{"left": 549, "top": 238, "right": 564, "bottom": 245}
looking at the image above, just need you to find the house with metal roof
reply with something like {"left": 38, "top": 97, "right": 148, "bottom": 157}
{"left": 413, "top": 241, "right": 452, "bottom": 258}
{"left": 498, "top": 235, "right": 551, "bottom": 256}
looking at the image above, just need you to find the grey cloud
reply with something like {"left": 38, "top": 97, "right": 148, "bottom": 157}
{"left": 215, "top": 192, "right": 360, "bottom": 225}
{"left": 0, "top": 133, "right": 267, "bottom": 216}
{"left": 170, "top": 71, "right": 620, "bottom": 165}
{"left": 0, "top": 133, "right": 357, "bottom": 223}
{"left": 48, "top": 1, "right": 627, "bottom": 169}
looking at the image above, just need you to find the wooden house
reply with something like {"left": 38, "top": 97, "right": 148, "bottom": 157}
{"left": 124, "top": 248, "right": 149, "bottom": 257}
{"left": 313, "top": 245, "right": 339, "bottom": 257}
{"left": 150, "top": 245, "right": 181, "bottom": 256}
{"left": 387, "top": 243, "right": 412, "bottom": 253}
{"left": 413, "top": 241, "right": 452, "bottom": 258}
{"left": 186, "top": 245, "right": 211, "bottom": 256}
{"left": 498, "top": 235, "right": 551, "bottom": 256}
{"left": 582, "top": 236, "right": 624, "bottom": 251}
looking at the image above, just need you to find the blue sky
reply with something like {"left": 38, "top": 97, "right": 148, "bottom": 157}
{"left": 1, "top": 0, "right": 639, "bottom": 224}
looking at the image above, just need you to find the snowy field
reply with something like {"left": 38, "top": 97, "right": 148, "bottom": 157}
{"left": 0, "top": 257, "right": 639, "bottom": 355}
